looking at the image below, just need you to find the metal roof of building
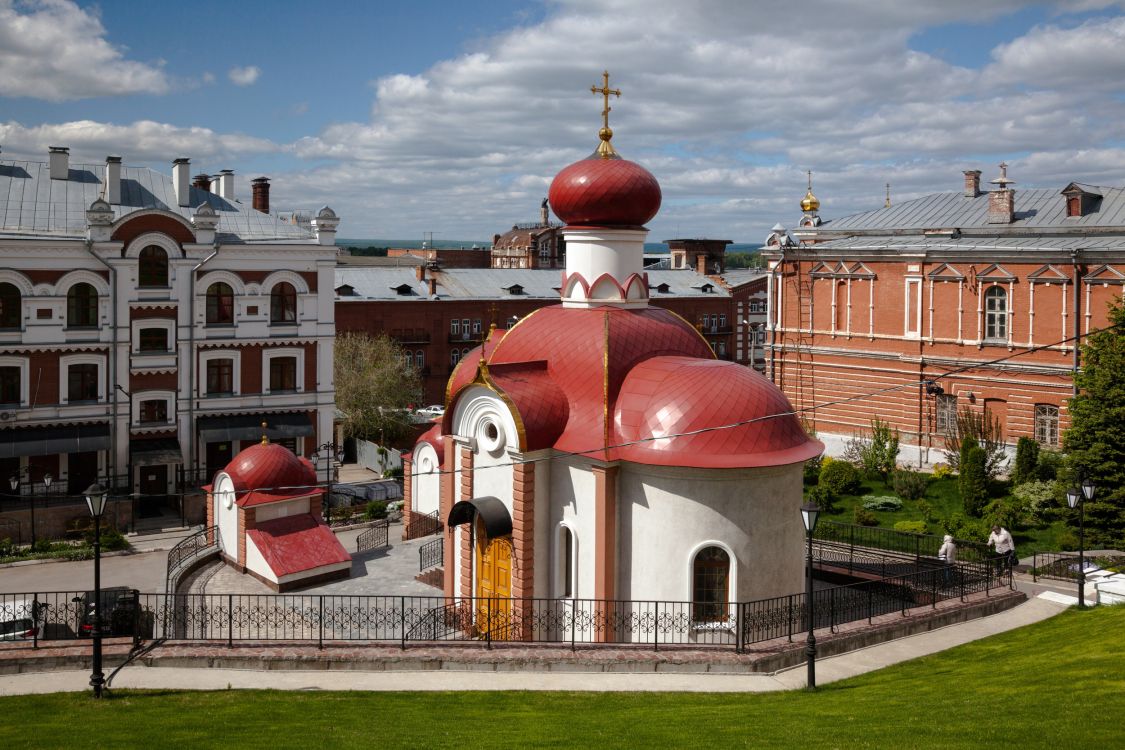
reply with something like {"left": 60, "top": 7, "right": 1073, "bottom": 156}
{"left": 0, "top": 159, "right": 314, "bottom": 242}
{"left": 335, "top": 267, "right": 731, "bottom": 301}
{"left": 820, "top": 184, "right": 1125, "bottom": 233}
{"left": 808, "top": 234, "right": 1125, "bottom": 253}
{"left": 719, "top": 269, "right": 769, "bottom": 287}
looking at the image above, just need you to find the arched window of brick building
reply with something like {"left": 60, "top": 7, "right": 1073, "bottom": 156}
{"left": 139, "top": 245, "right": 169, "bottom": 287}
{"left": 984, "top": 286, "right": 1008, "bottom": 341}
{"left": 206, "top": 282, "right": 234, "bottom": 325}
{"left": 1034, "top": 404, "right": 1059, "bottom": 446}
{"left": 270, "top": 282, "right": 297, "bottom": 323}
{"left": 0, "top": 283, "right": 21, "bottom": 329}
{"left": 67, "top": 283, "right": 98, "bottom": 328}
{"left": 835, "top": 280, "right": 847, "bottom": 332}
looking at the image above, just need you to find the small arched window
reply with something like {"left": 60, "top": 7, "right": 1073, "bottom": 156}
{"left": 558, "top": 525, "right": 574, "bottom": 598}
{"left": 206, "top": 282, "right": 234, "bottom": 325}
{"left": 67, "top": 283, "right": 98, "bottom": 328}
{"left": 451, "top": 349, "right": 461, "bottom": 366}
{"left": 270, "top": 282, "right": 297, "bottom": 323}
{"left": 984, "top": 286, "right": 1007, "bottom": 341}
{"left": 138, "top": 245, "right": 169, "bottom": 287}
{"left": 692, "top": 546, "right": 730, "bottom": 622}
{"left": 0, "top": 283, "right": 21, "bottom": 329}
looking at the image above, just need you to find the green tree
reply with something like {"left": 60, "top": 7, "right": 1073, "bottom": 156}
{"left": 860, "top": 419, "right": 900, "bottom": 480}
{"left": 334, "top": 332, "right": 423, "bottom": 446}
{"left": 945, "top": 408, "right": 1006, "bottom": 478}
{"left": 1063, "top": 294, "right": 1125, "bottom": 545}
{"left": 1012, "top": 437, "right": 1040, "bottom": 485}
{"left": 960, "top": 445, "right": 988, "bottom": 517}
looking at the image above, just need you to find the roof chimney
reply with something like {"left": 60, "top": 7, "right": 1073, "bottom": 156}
{"left": 104, "top": 156, "right": 122, "bottom": 204}
{"left": 963, "top": 170, "right": 981, "bottom": 198}
{"left": 173, "top": 158, "right": 191, "bottom": 207}
{"left": 48, "top": 146, "right": 69, "bottom": 180}
{"left": 415, "top": 265, "right": 426, "bottom": 281}
{"left": 987, "top": 163, "right": 1015, "bottom": 224}
{"left": 193, "top": 173, "right": 211, "bottom": 193}
{"left": 251, "top": 177, "right": 270, "bottom": 214}
{"left": 217, "top": 169, "right": 235, "bottom": 201}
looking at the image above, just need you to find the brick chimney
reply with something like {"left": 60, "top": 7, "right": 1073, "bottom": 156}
{"left": 173, "top": 158, "right": 191, "bottom": 207}
{"left": 49, "top": 146, "right": 69, "bottom": 180}
{"left": 415, "top": 265, "right": 426, "bottom": 281}
{"left": 105, "top": 156, "right": 122, "bottom": 204}
{"left": 193, "top": 173, "right": 212, "bottom": 193}
{"left": 987, "top": 163, "right": 1015, "bottom": 224}
{"left": 427, "top": 278, "right": 438, "bottom": 297}
{"left": 963, "top": 170, "right": 981, "bottom": 198}
{"left": 251, "top": 177, "right": 270, "bottom": 213}
{"left": 696, "top": 254, "right": 708, "bottom": 275}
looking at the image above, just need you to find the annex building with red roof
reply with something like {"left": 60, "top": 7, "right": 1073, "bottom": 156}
{"left": 206, "top": 435, "right": 351, "bottom": 592}
{"left": 405, "top": 76, "right": 822, "bottom": 642}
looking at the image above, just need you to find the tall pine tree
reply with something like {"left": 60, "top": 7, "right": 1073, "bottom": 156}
{"left": 1063, "top": 295, "right": 1125, "bottom": 546}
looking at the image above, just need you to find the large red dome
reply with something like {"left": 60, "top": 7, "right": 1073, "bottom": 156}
{"left": 548, "top": 156, "right": 661, "bottom": 227}
{"left": 223, "top": 441, "right": 316, "bottom": 493}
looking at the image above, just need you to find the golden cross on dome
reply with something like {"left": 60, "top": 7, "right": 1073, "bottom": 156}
{"left": 807, "top": 170, "right": 813, "bottom": 191}
{"left": 590, "top": 70, "right": 621, "bottom": 159}
{"left": 885, "top": 183, "right": 891, "bottom": 208}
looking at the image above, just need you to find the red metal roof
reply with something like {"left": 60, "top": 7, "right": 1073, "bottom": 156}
{"left": 245, "top": 513, "right": 351, "bottom": 578}
{"left": 548, "top": 156, "right": 661, "bottom": 227}
{"left": 223, "top": 442, "right": 320, "bottom": 507}
{"left": 417, "top": 422, "right": 445, "bottom": 465}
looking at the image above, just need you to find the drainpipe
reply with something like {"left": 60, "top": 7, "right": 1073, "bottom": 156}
{"left": 84, "top": 239, "right": 118, "bottom": 488}
{"left": 1071, "top": 250, "right": 1081, "bottom": 397}
{"left": 188, "top": 244, "right": 220, "bottom": 487}
{"left": 769, "top": 245, "right": 783, "bottom": 383}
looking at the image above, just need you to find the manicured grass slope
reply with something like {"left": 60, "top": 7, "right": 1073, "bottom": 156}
{"left": 1, "top": 606, "right": 1122, "bottom": 749}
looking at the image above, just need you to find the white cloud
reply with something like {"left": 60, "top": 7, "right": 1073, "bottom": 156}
{"left": 0, "top": 0, "right": 168, "bottom": 101}
{"left": 228, "top": 65, "right": 261, "bottom": 87}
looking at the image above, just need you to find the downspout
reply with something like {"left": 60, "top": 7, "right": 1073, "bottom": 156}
{"left": 769, "top": 245, "right": 783, "bottom": 383}
{"left": 84, "top": 239, "right": 117, "bottom": 485}
{"left": 188, "top": 243, "right": 220, "bottom": 485}
{"left": 1071, "top": 249, "right": 1081, "bottom": 397}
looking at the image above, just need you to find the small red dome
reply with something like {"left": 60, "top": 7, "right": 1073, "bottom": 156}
{"left": 224, "top": 441, "right": 317, "bottom": 493}
{"left": 548, "top": 156, "right": 661, "bottom": 227}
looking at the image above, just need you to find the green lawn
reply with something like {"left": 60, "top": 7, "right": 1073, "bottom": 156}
{"left": 1, "top": 605, "right": 1122, "bottom": 749}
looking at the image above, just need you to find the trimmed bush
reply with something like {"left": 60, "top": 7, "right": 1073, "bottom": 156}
{"left": 860, "top": 419, "right": 900, "bottom": 480}
{"left": 894, "top": 520, "right": 928, "bottom": 535}
{"left": 960, "top": 445, "right": 989, "bottom": 517}
{"left": 932, "top": 463, "right": 953, "bottom": 479}
{"left": 819, "top": 460, "right": 861, "bottom": 496}
{"left": 891, "top": 470, "right": 928, "bottom": 501}
{"left": 853, "top": 507, "right": 879, "bottom": 526}
{"left": 806, "top": 485, "right": 836, "bottom": 513}
{"left": 862, "top": 495, "right": 902, "bottom": 512}
{"left": 363, "top": 501, "right": 388, "bottom": 520}
{"left": 1012, "top": 437, "right": 1040, "bottom": 485}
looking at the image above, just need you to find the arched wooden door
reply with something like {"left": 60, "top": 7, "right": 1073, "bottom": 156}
{"left": 476, "top": 534, "right": 512, "bottom": 639}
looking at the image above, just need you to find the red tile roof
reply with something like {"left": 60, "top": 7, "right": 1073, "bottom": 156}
{"left": 245, "top": 513, "right": 351, "bottom": 578}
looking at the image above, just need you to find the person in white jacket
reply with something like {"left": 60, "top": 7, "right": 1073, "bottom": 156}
{"left": 988, "top": 525, "right": 1015, "bottom": 575}
{"left": 938, "top": 534, "right": 957, "bottom": 585}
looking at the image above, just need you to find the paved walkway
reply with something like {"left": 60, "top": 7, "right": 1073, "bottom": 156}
{"left": 0, "top": 592, "right": 1076, "bottom": 695}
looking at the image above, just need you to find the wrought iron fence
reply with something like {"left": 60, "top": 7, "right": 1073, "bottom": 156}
{"left": 815, "top": 521, "right": 993, "bottom": 563}
{"left": 164, "top": 526, "right": 219, "bottom": 594}
{"left": 419, "top": 537, "right": 443, "bottom": 572}
{"left": 357, "top": 519, "right": 390, "bottom": 553}
{"left": 404, "top": 509, "right": 442, "bottom": 541}
{"left": 1, "top": 558, "right": 1010, "bottom": 652}
{"left": 1031, "top": 552, "right": 1125, "bottom": 582}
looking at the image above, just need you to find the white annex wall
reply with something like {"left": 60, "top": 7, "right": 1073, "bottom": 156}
{"left": 411, "top": 442, "right": 441, "bottom": 516}
{"left": 214, "top": 473, "right": 238, "bottom": 558}
{"left": 548, "top": 456, "right": 599, "bottom": 600}
{"left": 616, "top": 462, "right": 805, "bottom": 603}
{"left": 244, "top": 536, "right": 277, "bottom": 584}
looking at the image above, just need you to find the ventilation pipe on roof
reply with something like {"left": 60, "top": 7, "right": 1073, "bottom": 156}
{"left": 987, "top": 163, "right": 1015, "bottom": 224}
{"left": 105, "top": 156, "right": 122, "bottom": 204}
{"left": 173, "top": 158, "right": 191, "bottom": 207}
{"left": 251, "top": 177, "right": 270, "bottom": 214}
{"left": 193, "top": 173, "right": 212, "bottom": 193}
{"left": 217, "top": 169, "right": 235, "bottom": 201}
{"left": 49, "top": 146, "right": 69, "bottom": 180}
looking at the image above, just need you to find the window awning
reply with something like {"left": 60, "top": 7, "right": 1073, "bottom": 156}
{"left": 130, "top": 438, "right": 183, "bottom": 467}
{"left": 447, "top": 496, "right": 512, "bottom": 539}
{"left": 0, "top": 422, "right": 110, "bottom": 459}
{"left": 196, "top": 412, "right": 314, "bottom": 444}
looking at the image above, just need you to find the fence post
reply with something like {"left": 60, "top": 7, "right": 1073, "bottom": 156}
{"left": 867, "top": 587, "right": 872, "bottom": 625}
{"left": 227, "top": 594, "right": 233, "bottom": 649}
{"left": 318, "top": 596, "right": 324, "bottom": 650}
{"left": 735, "top": 602, "right": 743, "bottom": 654}
{"left": 486, "top": 597, "right": 492, "bottom": 650}
{"left": 901, "top": 577, "right": 908, "bottom": 618}
{"left": 32, "top": 595, "right": 39, "bottom": 649}
{"left": 570, "top": 601, "right": 576, "bottom": 652}
{"left": 787, "top": 595, "right": 794, "bottom": 642}
{"left": 653, "top": 602, "right": 659, "bottom": 652}
{"left": 931, "top": 570, "right": 938, "bottom": 609}
{"left": 829, "top": 587, "right": 836, "bottom": 633}
{"left": 400, "top": 596, "right": 406, "bottom": 650}
{"left": 960, "top": 567, "right": 965, "bottom": 603}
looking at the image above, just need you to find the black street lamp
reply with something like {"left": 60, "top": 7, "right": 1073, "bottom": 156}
{"left": 10, "top": 469, "right": 53, "bottom": 548}
{"left": 84, "top": 482, "right": 108, "bottom": 698}
{"left": 1066, "top": 478, "right": 1095, "bottom": 607}
{"left": 801, "top": 500, "right": 821, "bottom": 690}
{"left": 312, "top": 442, "right": 344, "bottom": 526}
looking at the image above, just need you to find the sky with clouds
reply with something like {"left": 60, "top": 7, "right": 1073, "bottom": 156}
{"left": 2, "top": 0, "right": 1124, "bottom": 243}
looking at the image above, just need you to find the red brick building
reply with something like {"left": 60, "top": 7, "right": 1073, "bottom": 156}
{"left": 763, "top": 166, "right": 1125, "bottom": 466}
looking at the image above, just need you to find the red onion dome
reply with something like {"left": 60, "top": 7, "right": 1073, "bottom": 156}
{"left": 223, "top": 441, "right": 316, "bottom": 492}
{"left": 548, "top": 156, "right": 661, "bottom": 227}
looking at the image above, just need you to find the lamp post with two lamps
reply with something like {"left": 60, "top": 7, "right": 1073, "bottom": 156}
{"left": 311, "top": 442, "right": 344, "bottom": 526}
{"left": 1065, "top": 476, "right": 1095, "bottom": 607}
{"left": 84, "top": 482, "right": 108, "bottom": 698}
{"left": 9, "top": 468, "right": 52, "bottom": 549}
{"left": 800, "top": 500, "right": 821, "bottom": 690}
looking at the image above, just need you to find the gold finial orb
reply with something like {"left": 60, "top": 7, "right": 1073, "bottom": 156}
{"left": 599, "top": 126, "right": 613, "bottom": 142}
{"left": 260, "top": 421, "right": 270, "bottom": 445}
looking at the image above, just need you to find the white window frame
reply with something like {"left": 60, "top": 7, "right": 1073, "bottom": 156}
{"left": 262, "top": 347, "right": 305, "bottom": 395}
{"left": 199, "top": 349, "right": 241, "bottom": 397}
{"left": 135, "top": 390, "right": 176, "bottom": 427}
{"left": 1034, "top": 404, "right": 1060, "bottom": 447}
{"left": 904, "top": 277, "right": 922, "bottom": 339}
{"left": 59, "top": 353, "right": 105, "bottom": 405}
{"left": 685, "top": 540, "right": 737, "bottom": 629}
{"left": 984, "top": 285, "right": 1008, "bottom": 342}
{"left": 450, "top": 319, "right": 460, "bottom": 336}
{"left": 0, "top": 355, "right": 29, "bottom": 407}
{"left": 131, "top": 318, "right": 176, "bottom": 353}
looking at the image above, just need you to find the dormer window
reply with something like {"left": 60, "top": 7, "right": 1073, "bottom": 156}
{"left": 653, "top": 283, "right": 671, "bottom": 294}
{"left": 503, "top": 284, "right": 524, "bottom": 295}
{"left": 392, "top": 283, "right": 414, "bottom": 296}
{"left": 335, "top": 284, "right": 356, "bottom": 297}
{"left": 1061, "top": 183, "right": 1102, "bottom": 218}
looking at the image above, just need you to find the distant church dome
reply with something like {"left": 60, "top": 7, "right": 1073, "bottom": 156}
{"left": 801, "top": 188, "right": 820, "bottom": 213}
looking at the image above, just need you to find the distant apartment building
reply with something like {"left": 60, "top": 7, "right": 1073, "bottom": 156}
{"left": 763, "top": 166, "right": 1125, "bottom": 464}
{"left": 0, "top": 148, "right": 339, "bottom": 536}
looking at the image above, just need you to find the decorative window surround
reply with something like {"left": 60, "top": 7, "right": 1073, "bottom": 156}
{"left": 262, "top": 347, "right": 306, "bottom": 395}
{"left": 59, "top": 353, "right": 105, "bottom": 405}
{"left": 199, "top": 349, "right": 241, "bottom": 397}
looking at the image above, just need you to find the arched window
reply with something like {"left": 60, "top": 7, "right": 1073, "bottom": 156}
{"left": 557, "top": 525, "right": 574, "bottom": 598}
{"left": 67, "top": 283, "right": 98, "bottom": 327}
{"left": 984, "top": 286, "right": 1007, "bottom": 341}
{"left": 270, "top": 282, "right": 297, "bottom": 323}
{"left": 692, "top": 546, "right": 730, "bottom": 622}
{"left": 415, "top": 350, "right": 425, "bottom": 368}
{"left": 138, "top": 245, "right": 169, "bottom": 287}
{"left": 450, "top": 349, "right": 461, "bottom": 366}
{"left": 835, "top": 280, "right": 847, "bottom": 332}
{"left": 205, "top": 282, "right": 234, "bottom": 325}
{"left": 0, "top": 283, "right": 21, "bottom": 328}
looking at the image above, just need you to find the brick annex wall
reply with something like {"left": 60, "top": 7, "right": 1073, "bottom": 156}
{"left": 459, "top": 445, "right": 473, "bottom": 600}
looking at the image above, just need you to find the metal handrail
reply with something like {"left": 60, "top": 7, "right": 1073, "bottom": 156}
{"left": 164, "top": 526, "right": 218, "bottom": 594}
{"left": 419, "top": 538, "right": 443, "bottom": 572}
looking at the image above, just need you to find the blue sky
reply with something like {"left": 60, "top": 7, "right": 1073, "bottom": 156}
{"left": 3, "top": 0, "right": 1125, "bottom": 241}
